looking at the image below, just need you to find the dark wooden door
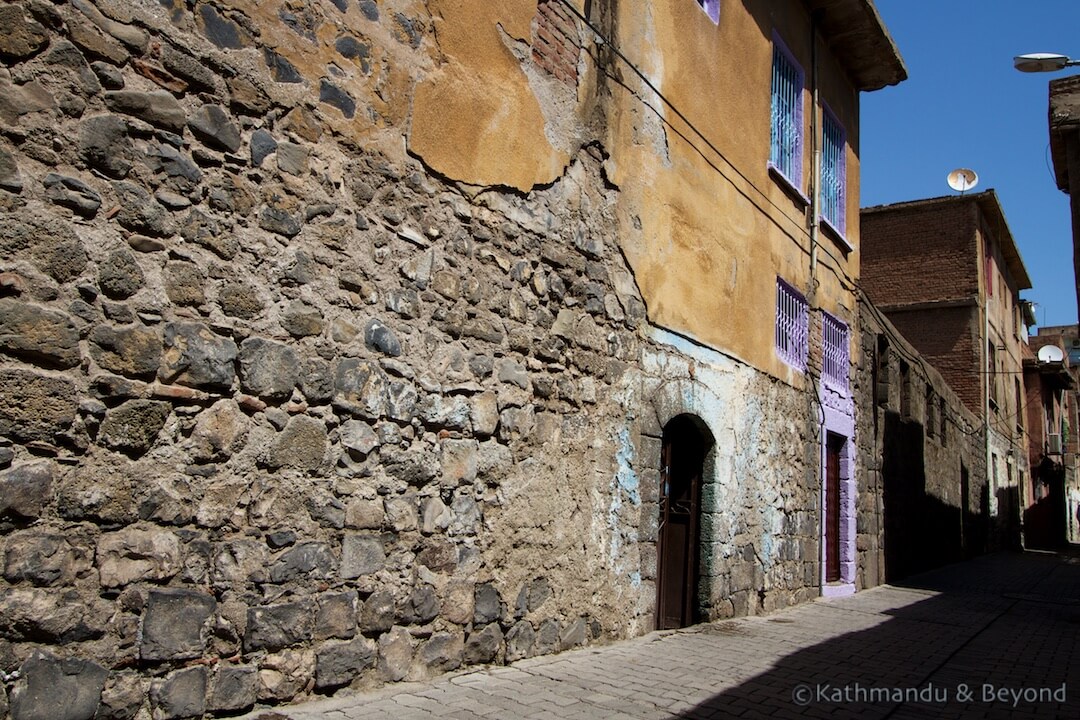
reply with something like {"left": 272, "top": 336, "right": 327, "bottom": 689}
{"left": 656, "top": 416, "right": 705, "bottom": 630}
{"left": 825, "top": 433, "right": 843, "bottom": 583}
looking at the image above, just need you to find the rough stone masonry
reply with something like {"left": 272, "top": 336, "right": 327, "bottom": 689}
{"left": 0, "top": 1, "right": 830, "bottom": 718}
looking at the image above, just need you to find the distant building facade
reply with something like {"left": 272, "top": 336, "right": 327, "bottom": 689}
{"left": 861, "top": 192, "right": 1033, "bottom": 549}
{"left": 1031, "top": 326, "right": 1080, "bottom": 544}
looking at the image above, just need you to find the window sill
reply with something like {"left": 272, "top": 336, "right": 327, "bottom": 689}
{"left": 776, "top": 350, "right": 807, "bottom": 375}
{"left": 823, "top": 378, "right": 850, "bottom": 395}
{"left": 820, "top": 217, "right": 853, "bottom": 255}
{"left": 768, "top": 164, "right": 810, "bottom": 208}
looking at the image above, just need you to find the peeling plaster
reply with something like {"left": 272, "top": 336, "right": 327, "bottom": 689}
{"left": 607, "top": 426, "right": 641, "bottom": 577}
{"left": 408, "top": 0, "right": 572, "bottom": 190}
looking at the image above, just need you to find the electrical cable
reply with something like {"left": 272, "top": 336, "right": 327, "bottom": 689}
{"left": 556, "top": 0, "right": 1053, "bottom": 456}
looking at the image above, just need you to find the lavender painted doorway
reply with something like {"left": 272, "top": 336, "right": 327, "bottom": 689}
{"left": 821, "top": 402, "right": 856, "bottom": 597}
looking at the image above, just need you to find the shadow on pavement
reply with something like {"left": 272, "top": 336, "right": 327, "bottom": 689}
{"left": 673, "top": 551, "right": 1080, "bottom": 720}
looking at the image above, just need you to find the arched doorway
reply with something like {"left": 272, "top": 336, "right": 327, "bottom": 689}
{"left": 656, "top": 414, "right": 709, "bottom": 629}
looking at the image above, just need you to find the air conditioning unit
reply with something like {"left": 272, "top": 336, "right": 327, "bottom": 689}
{"left": 1048, "top": 433, "right": 1063, "bottom": 455}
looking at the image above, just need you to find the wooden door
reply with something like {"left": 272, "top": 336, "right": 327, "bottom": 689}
{"left": 825, "top": 433, "right": 843, "bottom": 583}
{"left": 656, "top": 416, "right": 705, "bottom": 630}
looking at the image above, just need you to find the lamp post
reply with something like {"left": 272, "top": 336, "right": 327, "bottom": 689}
{"left": 1014, "top": 53, "right": 1080, "bottom": 73}
{"left": 1015, "top": 52, "right": 1080, "bottom": 337}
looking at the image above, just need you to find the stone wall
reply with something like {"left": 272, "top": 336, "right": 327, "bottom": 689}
{"left": 856, "top": 302, "right": 988, "bottom": 585}
{"left": 0, "top": 0, "right": 836, "bottom": 717}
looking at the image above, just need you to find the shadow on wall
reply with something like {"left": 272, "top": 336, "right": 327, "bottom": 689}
{"left": 671, "top": 552, "right": 1078, "bottom": 720}
{"left": 880, "top": 412, "right": 993, "bottom": 582}
{"left": 1024, "top": 458, "right": 1068, "bottom": 551}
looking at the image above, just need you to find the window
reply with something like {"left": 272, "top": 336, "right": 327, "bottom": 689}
{"left": 769, "top": 35, "right": 803, "bottom": 188}
{"left": 926, "top": 387, "right": 937, "bottom": 438}
{"left": 775, "top": 278, "right": 808, "bottom": 371}
{"left": 820, "top": 106, "right": 846, "bottom": 236}
{"left": 821, "top": 312, "right": 849, "bottom": 390}
{"left": 874, "top": 335, "right": 890, "bottom": 408}
{"left": 694, "top": 0, "right": 719, "bottom": 24}
{"left": 899, "top": 361, "right": 912, "bottom": 421}
{"left": 1015, "top": 378, "right": 1024, "bottom": 434}
{"left": 940, "top": 396, "right": 948, "bottom": 446}
{"left": 988, "top": 342, "right": 998, "bottom": 410}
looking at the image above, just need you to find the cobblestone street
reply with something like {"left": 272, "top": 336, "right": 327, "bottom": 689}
{"left": 244, "top": 551, "right": 1080, "bottom": 720}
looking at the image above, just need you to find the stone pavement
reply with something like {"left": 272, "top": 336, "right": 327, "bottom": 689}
{"left": 245, "top": 551, "right": 1080, "bottom": 720}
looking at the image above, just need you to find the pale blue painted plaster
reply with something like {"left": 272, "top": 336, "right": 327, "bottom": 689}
{"left": 614, "top": 427, "right": 640, "bottom": 504}
{"left": 608, "top": 427, "right": 641, "bottom": 574}
{"left": 648, "top": 327, "right": 738, "bottom": 372}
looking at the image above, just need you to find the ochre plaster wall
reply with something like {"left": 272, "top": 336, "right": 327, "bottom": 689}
{"left": 600, "top": 0, "right": 862, "bottom": 381}
{"left": 409, "top": 0, "right": 571, "bottom": 190}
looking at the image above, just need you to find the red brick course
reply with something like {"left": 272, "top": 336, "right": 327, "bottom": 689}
{"left": 532, "top": 0, "right": 581, "bottom": 86}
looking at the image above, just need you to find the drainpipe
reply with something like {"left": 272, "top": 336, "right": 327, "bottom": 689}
{"left": 808, "top": 11, "right": 824, "bottom": 591}
{"left": 808, "top": 13, "right": 821, "bottom": 290}
{"left": 983, "top": 264, "right": 993, "bottom": 550}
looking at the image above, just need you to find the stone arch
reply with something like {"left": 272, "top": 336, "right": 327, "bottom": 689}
{"left": 637, "top": 378, "right": 723, "bottom": 627}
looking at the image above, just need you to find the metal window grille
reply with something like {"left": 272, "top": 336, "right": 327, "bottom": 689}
{"left": 694, "top": 0, "right": 720, "bottom": 23}
{"left": 775, "top": 279, "right": 808, "bottom": 371}
{"left": 820, "top": 108, "right": 845, "bottom": 234}
{"left": 770, "top": 37, "right": 803, "bottom": 184}
{"left": 822, "top": 312, "right": 849, "bottom": 389}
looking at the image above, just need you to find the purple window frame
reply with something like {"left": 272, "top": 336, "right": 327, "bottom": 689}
{"left": 769, "top": 33, "right": 804, "bottom": 189}
{"left": 695, "top": 0, "right": 720, "bottom": 24}
{"left": 821, "top": 312, "right": 849, "bottom": 391}
{"left": 776, "top": 278, "right": 808, "bottom": 372}
{"left": 820, "top": 104, "right": 846, "bottom": 237}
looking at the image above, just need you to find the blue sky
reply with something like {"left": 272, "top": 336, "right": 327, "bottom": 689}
{"left": 861, "top": 1, "right": 1080, "bottom": 329}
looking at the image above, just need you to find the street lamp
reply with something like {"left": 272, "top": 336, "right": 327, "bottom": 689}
{"left": 1014, "top": 53, "right": 1080, "bottom": 73}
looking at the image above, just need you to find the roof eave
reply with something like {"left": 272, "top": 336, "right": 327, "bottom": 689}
{"left": 805, "top": 0, "right": 907, "bottom": 92}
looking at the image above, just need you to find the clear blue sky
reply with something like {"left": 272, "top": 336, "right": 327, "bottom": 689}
{"left": 861, "top": 0, "right": 1080, "bottom": 329}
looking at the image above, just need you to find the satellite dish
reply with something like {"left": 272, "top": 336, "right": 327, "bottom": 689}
{"left": 1038, "top": 345, "right": 1065, "bottom": 363}
{"left": 947, "top": 168, "right": 979, "bottom": 194}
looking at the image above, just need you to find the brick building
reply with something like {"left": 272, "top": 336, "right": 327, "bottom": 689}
{"left": 1030, "top": 326, "right": 1080, "bottom": 544}
{"left": 861, "top": 192, "right": 1033, "bottom": 549}
{"left": 857, "top": 303, "right": 987, "bottom": 581}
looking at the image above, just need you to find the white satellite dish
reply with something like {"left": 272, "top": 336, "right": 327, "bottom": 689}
{"left": 1038, "top": 345, "right": 1065, "bottom": 363}
{"left": 947, "top": 168, "right": 979, "bottom": 194}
